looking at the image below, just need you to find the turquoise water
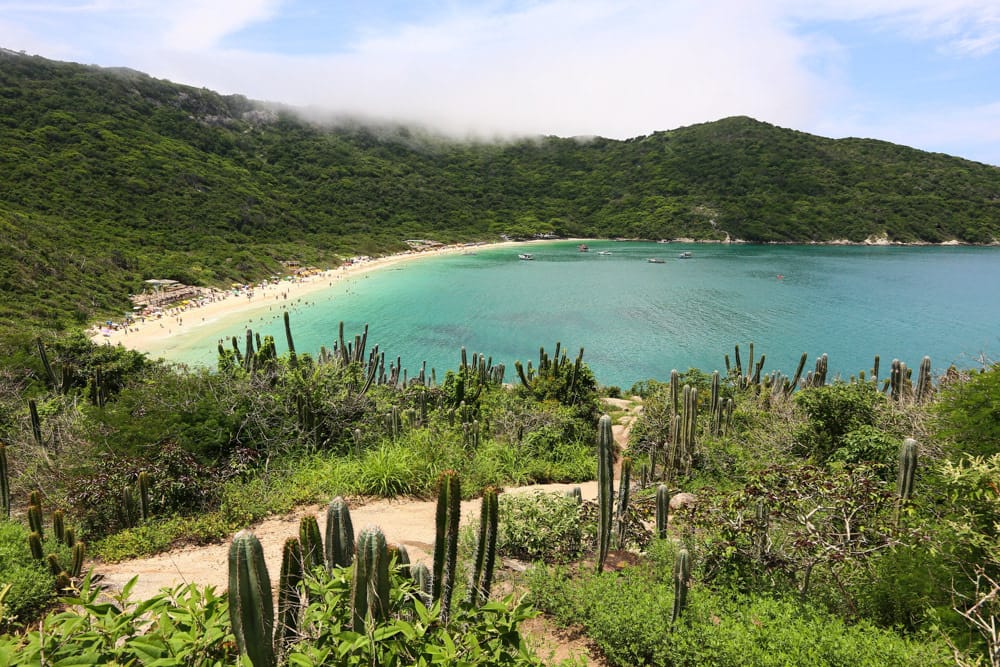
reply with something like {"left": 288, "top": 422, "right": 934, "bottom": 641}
{"left": 168, "top": 241, "right": 1000, "bottom": 389}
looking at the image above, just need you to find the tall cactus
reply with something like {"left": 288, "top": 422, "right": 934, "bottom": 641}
{"left": 432, "top": 470, "right": 461, "bottom": 622}
{"left": 655, "top": 484, "right": 670, "bottom": 539}
{"left": 897, "top": 438, "right": 918, "bottom": 502}
{"left": 70, "top": 542, "right": 86, "bottom": 578}
{"left": 671, "top": 547, "right": 691, "bottom": 625}
{"left": 324, "top": 497, "right": 355, "bottom": 569}
{"left": 352, "top": 526, "right": 390, "bottom": 632}
{"left": 228, "top": 530, "right": 276, "bottom": 667}
{"left": 52, "top": 509, "right": 65, "bottom": 544}
{"left": 597, "top": 414, "right": 614, "bottom": 572}
{"left": 467, "top": 487, "right": 499, "bottom": 606}
{"left": 28, "top": 532, "right": 43, "bottom": 561}
{"left": 615, "top": 456, "right": 632, "bottom": 550}
{"left": 28, "top": 504, "right": 43, "bottom": 538}
{"left": 283, "top": 311, "right": 298, "bottom": 369}
{"left": 298, "top": 515, "right": 323, "bottom": 573}
{"left": 914, "top": 356, "right": 932, "bottom": 403}
{"left": 137, "top": 471, "right": 151, "bottom": 521}
{"left": 28, "top": 399, "right": 43, "bottom": 448}
{"left": 275, "top": 537, "right": 304, "bottom": 657}
{"left": 0, "top": 443, "right": 9, "bottom": 519}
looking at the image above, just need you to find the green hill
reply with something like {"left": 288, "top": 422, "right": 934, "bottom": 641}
{"left": 1, "top": 50, "right": 998, "bottom": 332}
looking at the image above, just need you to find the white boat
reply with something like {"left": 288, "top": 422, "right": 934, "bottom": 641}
{"left": 597, "top": 250, "right": 612, "bottom": 255}
{"left": 518, "top": 253, "right": 534, "bottom": 260}
{"left": 647, "top": 257, "right": 665, "bottom": 263}
{"left": 678, "top": 251, "right": 693, "bottom": 259}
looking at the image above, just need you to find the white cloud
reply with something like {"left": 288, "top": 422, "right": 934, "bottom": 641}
{"left": 160, "top": 0, "right": 284, "bottom": 52}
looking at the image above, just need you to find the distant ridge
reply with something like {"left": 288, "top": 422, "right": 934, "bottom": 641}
{"left": 1, "top": 49, "right": 998, "bottom": 332}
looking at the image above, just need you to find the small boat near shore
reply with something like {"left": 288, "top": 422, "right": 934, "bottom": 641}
{"left": 647, "top": 257, "right": 665, "bottom": 263}
{"left": 518, "top": 253, "right": 534, "bottom": 260}
{"left": 578, "top": 244, "right": 589, "bottom": 252}
{"left": 678, "top": 251, "right": 693, "bottom": 259}
{"left": 597, "top": 250, "right": 612, "bottom": 255}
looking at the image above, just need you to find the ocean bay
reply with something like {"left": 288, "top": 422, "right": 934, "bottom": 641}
{"left": 164, "top": 241, "right": 1000, "bottom": 389}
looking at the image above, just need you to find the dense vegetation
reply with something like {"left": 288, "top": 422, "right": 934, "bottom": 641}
{"left": 1, "top": 321, "right": 998, "bottom": 664}
{"left": 2, "top": 49, "right": 999, "bottom": 333}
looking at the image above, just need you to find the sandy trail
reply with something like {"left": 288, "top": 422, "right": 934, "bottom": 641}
{"left": 95, "top": 399, "right": 641, "bottom": 601}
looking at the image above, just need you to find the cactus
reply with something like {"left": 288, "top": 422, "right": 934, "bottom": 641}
{"left": 28, "top": 532, "right": 43, "bottom": 561}
{"left": 52, "top": 509, "right": 65, "bottom": 544}
{"left": 432, "top": 470, "right": 461, "bottom": 622}
{"left": 391, "top": 544, "right": 411, "bottom": 577}
{"left": 64, "top": 527, "right": 76, "bottom": 548}
{"left": 283, "top": 311, "right": 298, "bottom": 369}
{"left": 352, "top": 526, "right": 391, "bottom": 632}
{"left": 753, "top": 499, "right": 769, "bottom": 560}
{"left": 567, "top": 487, "right": 583, "bottom": 506}
{"left": 784, "top": 352, "right": 808, "bottom": 395}
{"left": 915, "top": 356, "right": 932, "bottom": 403}
{"left": 897, "top": 438, "right": 918, "bottom": 502}
{"left": 671, "top": 547, "right": 691, "bottom": 625}
{"left": 655, "top": 484, "right": 670, "bottom": 539}
{"left": 46, "top": 553, "right": 63, "bottom": 577}
{"left": 54, "top": 572, "right": 71, "bottom": 592}
{"left": 324, "top": 497, "right": 355, "bottom": 569}
{"left": 615, "top": 456, "right": 632, "bottom": 550}
{"left": 467, "top": 487, "right": 499, "bottom": 606}
{"left": 228, "top": 530, "right": 276, "bottom": 667}
{"left": 70, "top": 542, "right": 86, "bottom": 578}
{"left": 597, "top": 414, "right": 614, "bottom": 572}
{"left": 28, "top": 399, "right": 43, "bottom": 447}
{"left": 121, "top": 486, "right": 137, "bottom": 529}
{"left": 275, "top": 538, "right": 304, "bottom": 657}
{"left": 28, "top": 504, "right": 43, "bottom": 538}
{"left": 0, "top": 443, "right": 9, "bottom": 519}
{"left": 411, "top": 562, "right": 433, "bottom": 608}
{"left": 298, "top": 515, "right": 323, "bottom": 573}
{"left": 137, "top": 471, "right": 151, "bottom": 521}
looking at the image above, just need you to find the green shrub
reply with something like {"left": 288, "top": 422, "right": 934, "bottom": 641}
{"left": 934, "top": 364, "right": 1000, "bottom": 457}
{"left": 497, "top": 492, "right": 592, "bottom": 563}
{"left": 527, "top": 564, "right": 952, "bottom": 666}
{"left": 827, "top": 424, "right": 900, "bottom": 479}
{"left": 0, "top": 521, "right": 55, "bottom": 626}
{"left": 793, "top": 382, "right": 884, "bottom": 461}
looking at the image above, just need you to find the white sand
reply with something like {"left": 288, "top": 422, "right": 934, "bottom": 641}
{"left": 90, "top": 241, "right": 532, "bottom": 359}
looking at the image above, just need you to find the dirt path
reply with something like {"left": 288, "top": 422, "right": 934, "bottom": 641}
{"left": 94, "top": 399, "right": 640, "bottom": 665}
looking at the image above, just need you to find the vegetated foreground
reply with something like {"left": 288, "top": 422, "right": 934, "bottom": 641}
{"left": 1, "top": 325, "right": 998, "bottom": 666}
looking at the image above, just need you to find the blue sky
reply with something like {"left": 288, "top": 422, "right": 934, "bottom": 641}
{"left": 2, "top": 0, "right": 999, "bottom": 165}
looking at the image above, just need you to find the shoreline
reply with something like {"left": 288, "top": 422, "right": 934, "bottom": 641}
{"left": 90, "top": 240, "right": 540, "bottom": 358}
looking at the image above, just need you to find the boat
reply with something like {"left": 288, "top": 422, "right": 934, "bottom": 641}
{"left": 678, "top": 251, "right": 693, "bottom": 259}
{"left": 578, "top": 244, "right": 589, "bottom": 252}
{"left": 597, "top": 250, "right": 612, "bottom": 255}
{"left": 647, "top": 257, "right": 665, "bottom": 263}
{"left": 518, "top": 253, "right": 534, "bottom": 260}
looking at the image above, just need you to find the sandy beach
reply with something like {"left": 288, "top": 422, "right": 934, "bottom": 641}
{"left": 90, "top": 240, "right": 531, "bottom": 360}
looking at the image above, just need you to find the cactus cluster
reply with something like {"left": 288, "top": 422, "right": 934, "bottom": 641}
{"left": 514, "top": 343, "right": 585, "bottom": 405}
{"left": 352, "top": 526, "right": 391, "bottom": 632}
{"left": 325, "top": 497, "right": 355, "bottom": 569}
{"left": 432, "top": 470, "right": 461, "bottom": 622}
{"left": 228, "top": 530, "right": 276, "bottom": 667}
{"left": 467, "top": 487, "right": 499, "bottom": 606}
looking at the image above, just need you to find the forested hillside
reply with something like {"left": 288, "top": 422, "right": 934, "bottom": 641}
{"left": 2, "top": 49, "right": 999, "bottom": 332}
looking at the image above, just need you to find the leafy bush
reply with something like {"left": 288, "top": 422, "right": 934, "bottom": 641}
{"left": 527, "top": 564, "right": 952, "bottom": 666}
{"left": 793, "top": 382, "right": 885, "bottom": 461}
{"left": 934, "top": 364, "right": 1000, "bottom": 457}
{"left": 827, "top": 424, "right": 900, "bottom": 479}
{"left": 497, "top": 492, "right": 592, "bottom": 563}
